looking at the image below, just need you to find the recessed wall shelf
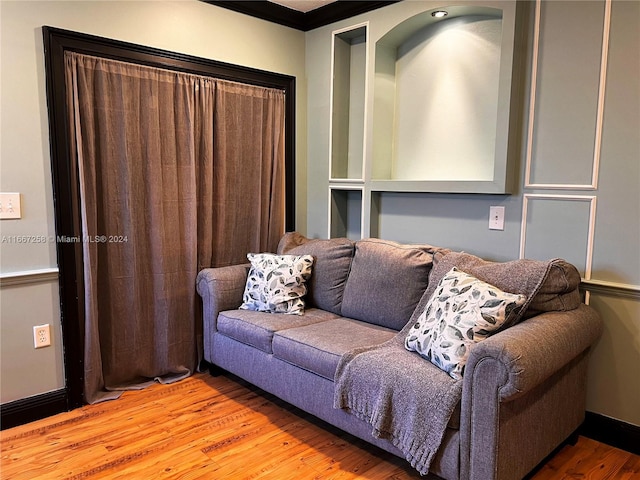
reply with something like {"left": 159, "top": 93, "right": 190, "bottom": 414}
{"left": 330, "top": 23, "right": 368, "bottom": 181}
{"left": 329, "top": 186, "right": 363, "bottom": 239}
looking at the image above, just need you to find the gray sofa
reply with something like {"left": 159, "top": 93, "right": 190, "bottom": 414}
{"left": 196, "top": 233, "right": 603, "bottom": 479}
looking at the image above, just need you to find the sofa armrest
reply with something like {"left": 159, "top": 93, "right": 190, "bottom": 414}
{"left": 460, "top": 304, "right": 602, "bottom": 480}
{"left": 466, "top": 304, "right": 603, "bottom": 402}
{"left": 196, "top": 264, "right": 250, "bottom": 325}
{"left": 196, "top": 264, "right": 250, "bottom": 361}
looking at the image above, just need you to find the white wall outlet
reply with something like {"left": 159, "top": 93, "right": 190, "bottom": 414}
{"left": 0, "top": 192, "right": 22, "bottom": 219}
{"left": 489, "top": 206, "right": 505, "bottom": 231}
{"left": 33, "top": 324, "right": 51, "bottom": 348}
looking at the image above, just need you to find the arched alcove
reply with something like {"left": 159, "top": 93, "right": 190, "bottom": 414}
{"left": 371, "top": 5, "right": 524, "bottom": 193}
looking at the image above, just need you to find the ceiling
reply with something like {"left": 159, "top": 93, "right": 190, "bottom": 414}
{"left": 268, "top": 0, "right": 338, "bottom": 13}
{"left": 205, "top": 1, "right": 401, "bottom": 31}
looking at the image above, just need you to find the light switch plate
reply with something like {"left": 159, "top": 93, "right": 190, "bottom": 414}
{"left": 489, "top": 206, "right": 505, "bottom": 230}
{"left": 0, "top": 193, "right": 21, "bottom": 219}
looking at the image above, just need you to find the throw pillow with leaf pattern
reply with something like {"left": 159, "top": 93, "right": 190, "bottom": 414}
{"left": 405, "top": 267, "right": 526, "bottom": 379}
{"left": 240, "top": 253, "right": 314, "bottom": 315}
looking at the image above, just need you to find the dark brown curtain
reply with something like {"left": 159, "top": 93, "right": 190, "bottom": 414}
{"left": 65, "top": 52, "right": 285, "bottom": 404}
{"left": 201, "top": 81, "right": 286, "bottom": 267}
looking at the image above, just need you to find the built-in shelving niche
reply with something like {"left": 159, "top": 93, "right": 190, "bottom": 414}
{"left": 371, "top": 4, "right": 525, "bottom": 194}
{"left": 329, "top": 187, "right": 363, "bottom": 239}
{"left": 326, "top": 4, "right": 525, "bottom": 239}
{"left": 330, "top": 24, "right": 367, "bottom": 181}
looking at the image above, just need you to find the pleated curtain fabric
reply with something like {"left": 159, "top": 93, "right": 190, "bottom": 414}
{"left": 65, "top": 52, "right": 285, "bottom": 404}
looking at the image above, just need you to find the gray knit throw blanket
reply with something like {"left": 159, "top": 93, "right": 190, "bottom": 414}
{"left": 333, "top": 319, "right": 462, "bottom": 476}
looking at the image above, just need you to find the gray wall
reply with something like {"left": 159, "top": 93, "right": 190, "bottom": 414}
{"left": 0, "top": 0, "right": 307, "bottom": 403}
{"left": 1, "top": 0, "right": 637, "bottom": 430}
{"left": 305, "top": 0, "right": 639, "bottom": 426}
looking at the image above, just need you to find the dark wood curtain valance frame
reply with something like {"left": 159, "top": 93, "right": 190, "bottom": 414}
{"left": 42, "top": 26, "right": 296, "bottom": 411}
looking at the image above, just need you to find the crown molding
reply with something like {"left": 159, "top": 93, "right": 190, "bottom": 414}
{"left": 203, "top": 1, "right": 400, "bottom": 31}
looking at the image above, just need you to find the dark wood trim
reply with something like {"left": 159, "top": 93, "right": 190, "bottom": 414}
{"left": 207, "top": 1, "right": 306, "bottom": 30}
{"left": 0, "top": 389, "right": 68, "bottom": 430}
{"left": 204, "top": 1, "right": 401, "bottom": 31}
{"left": 525, "top": 412, "right": 640, "bottom": 479}
{"left": 304, "top": 1, "right": 401, "bottom": 30}
{"left": 43, "top": 27, "right": 87, "bottom": 412}
{"left": 42, "top": 26, "right": 296, "bottom": 412}
{"left": 580, "top": 411, "right": 640, "bottom": 455}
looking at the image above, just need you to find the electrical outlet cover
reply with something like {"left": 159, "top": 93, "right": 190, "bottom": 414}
{"left": 33, "top": 324, "right": 51, "bottom": 348}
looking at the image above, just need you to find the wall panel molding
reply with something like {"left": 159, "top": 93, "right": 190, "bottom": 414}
{"left": 590, "top": 0, "right": 612, "bottom": 191}
{"left": 581, "top": 279, "right": 640, "bottom": 300}
{"left": 0, "top": 268, "right": 59, "bottom": 287}
{"left": 524, "top": 0, "right": 611, "bottom": 190}
{"left": 520, "top": 195, "right": 597, "bottom": 299}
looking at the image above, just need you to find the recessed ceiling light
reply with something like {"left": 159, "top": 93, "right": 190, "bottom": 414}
{"left": 431, "top": 10, "right": 448, "bottom": 18}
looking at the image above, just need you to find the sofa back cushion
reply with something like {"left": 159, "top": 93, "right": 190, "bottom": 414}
{"left": 521, "top": 259, "right": 582, "bottom": 318}
{"left": 277, "top": 232, "right": 355, "bottom": 315}
{"left": 419, "top": 251, "right": 582, "bottom": 328}
{"left": 340, "top": 238, "right": 444, "bottom": 330}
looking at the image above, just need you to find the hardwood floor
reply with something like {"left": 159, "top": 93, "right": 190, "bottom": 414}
{"left": 1, "top": 373, "right": 638, "bottom": 479}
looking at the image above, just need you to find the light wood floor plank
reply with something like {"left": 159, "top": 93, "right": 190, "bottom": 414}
{"left": 619, "top": 454, "right": 640, "bottom": 479}
{"left": 2, "top": 373, "right": 638, "bottom": 479}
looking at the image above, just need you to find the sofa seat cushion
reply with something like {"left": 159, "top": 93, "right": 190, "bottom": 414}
{"left": 341, "top": 238, "right": 445, "bottom": 330}
{"left": 217, "top": 308, "right": 339, "bottom": 353}
{"left": 272, "top": 318, "right": 397, "bottom": 381}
